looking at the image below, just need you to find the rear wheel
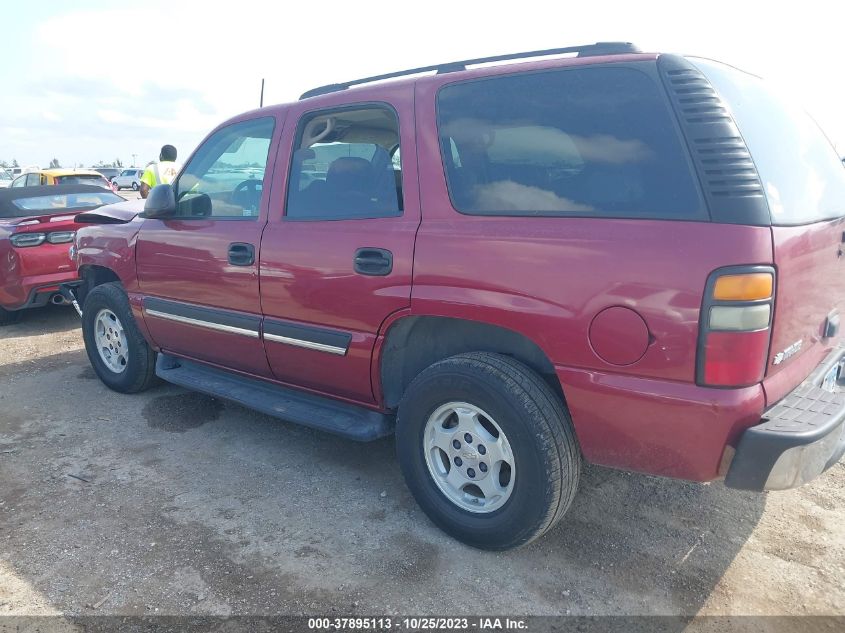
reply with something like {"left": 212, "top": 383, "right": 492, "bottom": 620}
{"left": 132, "top": 182, "right": 139, "bottom": 191}
{"left": 82, "top": 282, "right": 157, "bottom": 393}
{"left": 396, "top": 352, "right": 581, "bottom": 550}
{"left": 0, "top": 306, "right": 21, "bottom": 326}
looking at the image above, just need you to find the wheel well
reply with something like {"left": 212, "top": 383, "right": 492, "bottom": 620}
{"left": 380, "top": 316, "right": 564, "bottom": 409}
{"left": 79, "top": 265, "right": 121, "bottom": 302}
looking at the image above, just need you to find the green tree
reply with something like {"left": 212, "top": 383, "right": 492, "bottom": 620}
{"left": 0, "top": 160, "right": 7, "bottom": 168}
{"left": 114, "top": 157, "right": 123, "bottom": 168}
{"left": 49, "top": 158, "right": 61, "bottom": 168}
{"left": 12, "top": 159, "right": 19, "bottom": 168}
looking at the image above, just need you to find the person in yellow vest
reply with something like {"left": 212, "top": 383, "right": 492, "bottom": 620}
{"left": 140, "top": 144, "right": 180, "bottom": 199}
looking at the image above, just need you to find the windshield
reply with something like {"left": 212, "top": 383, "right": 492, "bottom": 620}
{"left": 55, "top": 174, "right": 109, "bottom": 187}
{"left": 0, "top": 191, "right": 123, "bottom": 218}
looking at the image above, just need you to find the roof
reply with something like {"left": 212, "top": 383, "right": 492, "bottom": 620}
{"left": 39, "top": 168, "right": 105, "bottom": 177}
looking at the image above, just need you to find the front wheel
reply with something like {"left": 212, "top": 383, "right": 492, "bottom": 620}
{"left": 82, "top": 282, "right": 157, "bottom": 393}
{"left": 131, "top": 182, "right": 139, "bottom": 191}
{"left": 396, "top": 352, "right": 581, "bottom": 550}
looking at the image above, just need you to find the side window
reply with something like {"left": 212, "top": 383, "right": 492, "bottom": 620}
{"left": 26, "top": 173, "right": 40, "bottom": 186}
{"left": 286, "top": 105, "right": 402, "bottom": 220}
{"left": 436, "top": 66, "right": 705, "bottom": 219}
{"left": 174, "top": 117, "right": 276, "bottom": 219}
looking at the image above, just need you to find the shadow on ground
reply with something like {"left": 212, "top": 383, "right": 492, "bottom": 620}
{"left": 0, "top": 304, "right": 80, "bottom": 340}
{"left": 0, "top": 346, "right": 767, "bottom": 621}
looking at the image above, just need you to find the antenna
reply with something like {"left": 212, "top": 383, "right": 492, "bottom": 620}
{"left": 260, "top": 78, "right": 265, "bottom": 108}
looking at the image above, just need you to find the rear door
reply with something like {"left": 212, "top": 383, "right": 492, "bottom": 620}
{"left": 259, "top": 85, "right": 419, "bottom": 403}
{"left": 694, "top": 59, "right": 845, "bottom": 402}
{"left": 136, "top": 114, "right": 282, "bottom": 376}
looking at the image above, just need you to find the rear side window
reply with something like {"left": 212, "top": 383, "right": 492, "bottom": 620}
{"left": 692, "top": 58, "right": 845, "bottom": 226}
{"left": 286, "top": 105, "right": 403, "bottom": 220}
{"left": 436, "top": 66, "right": 705, "bottom": 218}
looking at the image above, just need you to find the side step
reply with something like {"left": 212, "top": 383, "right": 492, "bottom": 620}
{"left": 155, "top": 354, "right": 394, "bottom": 441}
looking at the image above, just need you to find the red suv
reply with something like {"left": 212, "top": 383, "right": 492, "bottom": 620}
{"left": 69, "top": 43, "right": 845, "bottom": 549}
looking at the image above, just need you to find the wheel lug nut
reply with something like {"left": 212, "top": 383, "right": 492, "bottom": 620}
{"left": 479, "top": 462, "right": 488, "bottom": 473}
{"left": 477, "top": 445, "right": 486, "bottom": 455}
{"left": 452, "top": 439, "right": 461, "bottom": 449}
{"left": 467, "top": 468, "right": 476, "bottom": 479}
{"left": 464, "top": 433, "right": 473, "bottom": 444}
{"left": 454, "top": 456, "right": 463, "bottom": 467}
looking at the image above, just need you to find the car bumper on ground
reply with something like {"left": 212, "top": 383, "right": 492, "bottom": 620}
{"left": 725, "top": 347, "right": 845, "bottom": 491}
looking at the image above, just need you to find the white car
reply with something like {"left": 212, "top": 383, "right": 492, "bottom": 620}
{"left": 112, "top": 168, "right": 144, "bottom": 191}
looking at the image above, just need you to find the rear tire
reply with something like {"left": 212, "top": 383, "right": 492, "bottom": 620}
{"left": 82, "top": 282, "right": 157, "bottom": 393}
{"left": 132, "top": 182, "right": 139, "bottom": 191}
{"left": 396, "top": 352, "right": 581, "bottom": 550}
{"left": 0, "top": 306, "right": 21, "bottom": 326}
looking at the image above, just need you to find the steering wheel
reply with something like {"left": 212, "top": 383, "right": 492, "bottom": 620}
{"left": 232, "top": 179, "right": 262, "bottom": 211}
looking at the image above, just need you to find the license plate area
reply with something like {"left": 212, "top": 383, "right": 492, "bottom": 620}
{"left": 821, "top": 359, "right": 845, "bottom": 393}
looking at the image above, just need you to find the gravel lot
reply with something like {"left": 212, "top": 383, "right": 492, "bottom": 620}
{"left": 1, "top": 305, "right": 843, "bottom": 620}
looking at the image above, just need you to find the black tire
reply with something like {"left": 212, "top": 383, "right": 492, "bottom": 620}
{"left": 396, "top": 352, "right": 581, "bottom": 550}
{"left": 0, "top": 306, "right": 21, "bottom": 326}
{"left": 132, "top": 182, "right": 139, "bottom": 191}
{"left": 82, "top": 282, "right": 157, "bottom": 393}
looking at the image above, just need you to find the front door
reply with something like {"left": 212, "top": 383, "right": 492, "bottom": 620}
{"left": 259, "top": 87, "right": 419, "bottom": 403}
{"left": 136, "top": 115, "right": 282, "bottom": 376}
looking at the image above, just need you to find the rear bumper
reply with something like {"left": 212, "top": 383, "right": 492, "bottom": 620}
{"left": 1, "top": 275, "right": 81, "bottom": 311}
{"left": 725, "top": 347, "right": 845, "bottom": 491}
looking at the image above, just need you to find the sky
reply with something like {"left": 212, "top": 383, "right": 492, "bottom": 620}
{"left": 1, "top": 0, "right": 843, "bottom": 168}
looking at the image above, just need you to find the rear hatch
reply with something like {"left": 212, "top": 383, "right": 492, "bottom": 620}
{"left": 692, "top": 58, "right": 845, "bottom": 404}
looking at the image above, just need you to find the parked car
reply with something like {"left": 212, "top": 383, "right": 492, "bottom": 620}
{"left": 0, "top": 168, "right": 11, "bottom": 188}
{"left": 0, "top": 185, "right": 124, "bottom": 325}
{"left": 10, "top": 169, "right": 113, "bottom": 191}
{"left": 111, "top": 168, "right": 144, "bottom": 191}
{"left": 69, "top": 42, "right": 845, "bottom": 550}
{"left": 93, "top": 167, "right": 122, "bottom": 182}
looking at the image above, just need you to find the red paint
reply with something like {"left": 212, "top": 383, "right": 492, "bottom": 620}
{"left": 589, "top": 306, "right": 650, "bottom": 366}
{"left": 0, "top": 214, "right": 84, "bottom": 310}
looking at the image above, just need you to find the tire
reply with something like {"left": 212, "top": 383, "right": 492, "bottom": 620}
{"left": 82, "top": 282, "right": 157, "bottom": 393}
{"left": 396, "top": 352, "right": 581, "bottom": 550}
{"left": 0, "top": 306, "right": 21, "bottom": 326}
{"left": 132, "top": 182, "right": 139, "bottom": 191}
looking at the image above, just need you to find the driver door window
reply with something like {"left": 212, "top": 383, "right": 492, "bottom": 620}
{"left": 174, "top": 117, "right": 275, "bottom": 219}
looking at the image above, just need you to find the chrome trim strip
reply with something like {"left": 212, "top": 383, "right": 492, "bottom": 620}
{"left": 263, "top": 332, "right": 347, "bottom": 356}
{"left": 145, "top": 309, "right": 259, "bottom": 339}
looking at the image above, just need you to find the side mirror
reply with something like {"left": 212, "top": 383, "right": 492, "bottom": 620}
{"left": 142, "top": 184, "right": 176, "bottom": 219}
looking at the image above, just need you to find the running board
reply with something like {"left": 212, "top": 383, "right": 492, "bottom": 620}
{"left": 155, "top": 354, "right": 394, "bottom": 441}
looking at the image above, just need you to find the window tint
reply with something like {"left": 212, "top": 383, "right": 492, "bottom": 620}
{"left": 174, "top": 117, "right": 275, "bottom": 219}
{"left": 437, "top": 66, "right": 704, "bottom": 218}
{"left": 692, "top": 58, "right": 845, "bottom": 226}
{"left": 4, "top": 191, "right": 122, "bottom": 216}
{"left": 286, "top": 106, "right": 402, "bottom": 220}
{"left": 26, "top": 173, "right": 41, "bottom": 186}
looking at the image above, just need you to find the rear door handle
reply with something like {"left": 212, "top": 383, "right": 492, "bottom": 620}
{"left": 228, "top": 242, "right": 255, "bottom": 266}
{"left": 354, "top": 248, "right": 393, "bottom": 276}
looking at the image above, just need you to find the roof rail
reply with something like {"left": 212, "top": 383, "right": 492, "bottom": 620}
{"left": 299, "top": 42, "right": 640, "bottom": 100}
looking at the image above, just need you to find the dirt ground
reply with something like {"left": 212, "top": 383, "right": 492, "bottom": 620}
{"left": 1, "top": 306, "right": 843, "bottom": 621}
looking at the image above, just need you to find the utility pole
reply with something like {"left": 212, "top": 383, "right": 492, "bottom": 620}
{"left": 260, "top": 78, "right": 265, "bottom": 108}
{"left": 132, "top": 154, "right": 137, "bottom": 168}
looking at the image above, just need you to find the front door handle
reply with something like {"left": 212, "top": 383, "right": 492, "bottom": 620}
{"left": 228, "top": 242, "right": 255, "bottom": 266}
{"left": 354, "top": 248, "right": 393, "bottom": 276}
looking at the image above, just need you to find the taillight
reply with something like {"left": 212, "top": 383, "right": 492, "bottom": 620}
{"left": 10, "top": 232, "right": 46, "bottom": 247}
{"left": 697, "top": 266, "right": 775, "bottom": 387}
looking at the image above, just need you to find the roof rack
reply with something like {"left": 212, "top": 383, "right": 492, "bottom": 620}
{"left": 299, "top": 42, "right": 640, "bottom": 100}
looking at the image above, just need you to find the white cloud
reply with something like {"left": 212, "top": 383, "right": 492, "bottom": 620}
{"left": 3, "top": 0, "right": 844, "bottom": 166}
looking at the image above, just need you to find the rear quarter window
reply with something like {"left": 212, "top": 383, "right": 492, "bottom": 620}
{"left": 692, "top": 58, "right": 845, "bottom": 226}
{"left": 436, "top": 65, "right": 705, "bottom": 219}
